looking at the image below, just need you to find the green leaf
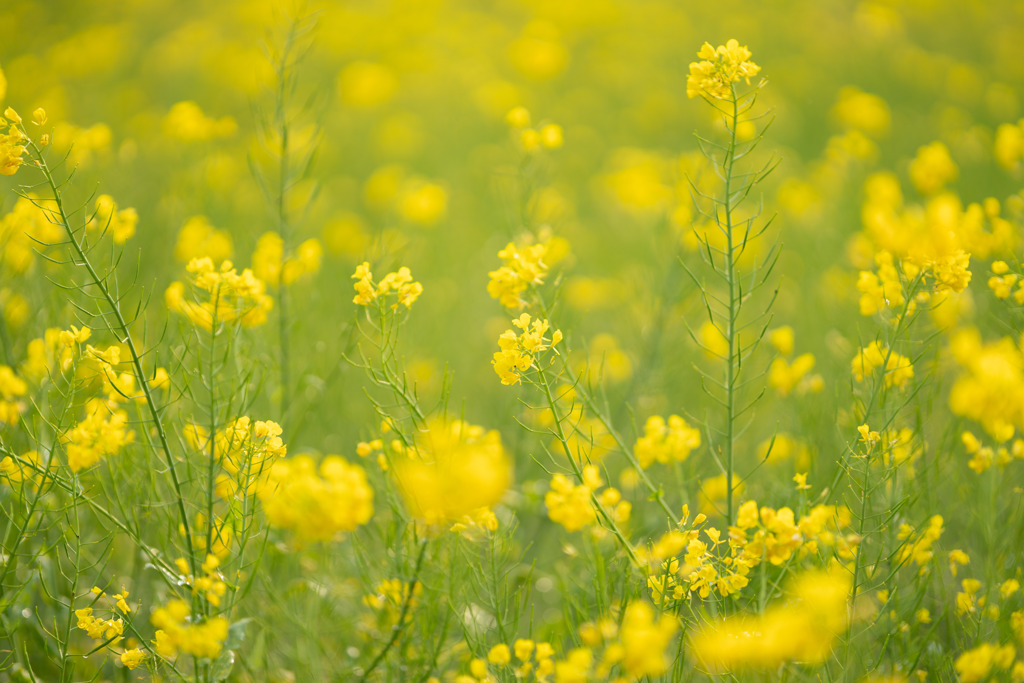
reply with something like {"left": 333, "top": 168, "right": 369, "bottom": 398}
{"left": 225, "top": 618, "right": 252, "bottom": 650}
{"left": 210, "top": 649, "right": 235, "bottom": 682}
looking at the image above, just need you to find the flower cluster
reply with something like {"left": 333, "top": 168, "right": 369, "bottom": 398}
{"left": 75, "top": 585, "right": 144, "bottom": 669}
{"left": 961, "top": 431, "right": 1024, "bottom": 474}
{"left": 857, "top": 250, "right": 907, "bottom": 316}
{"left": 464, "top": 602, "right": 675, "bottom": 683}
{"left": 174, "top": 215, "right": 233, "bottom": 264}
{"left": 166, "top": 257, "right": 273, "bottom": 330}
{"left": 0, "top": 107, "right": 27, "bottom": 175}
{"left": 19, "top": 328, "right": 74, "bottom": 384}
{"left": 120, "top": 649, "right": 146, "bottom": 670}
{"left": 955, "top": 642, "right": 1018, "bottom": 682}
{"left": 690, "top": 567, "right": 851, "bottom": 671}
{"left": 492, "top": 313, "right": 562, "bottom": 385}
{"left": 988, "top": 260, "right": 1024, "bottom": 304}
{"left": 995, "top": 118, "right": 1024, "bottom": 170}
{"left": 86, "top": 194, "right": 138, "bottom": 244}
{"left": 686, "top": 40, "right": 761, "bottom": 100}
{"left": 0, "top": 450, "right": 40, "bottom": 489}
{"left": 896, "top": 514, "right": 944, "bottom": 570}
{"left": 851, "top": 341, "right": 914, "bottom": 390}
{"left": 252, "top": 231, "right": 323, "bottom": 287}
{"left": 640, "top": 502, "right": 854, "bottom": 604}
{"left": 908, "top": 141, "right": 958, "bottom": 196}
{"left": 173, "top": 554, "right": 227, "bottom": 607}
{"left": 453, "top": 639, "right": 557, "bottom": 681}
{"left": 363, "top": 577, "right": 422, "bottom": 614}
{"left": 391, "top": 418, "right": 509, "bottom": 527}
{"left": 351, "top": 262, "right": 423, "bottom": 309}
{"left": 608, "top": 601, "right": 678, "bottom": 679}
{"left": 162, "top": 100, "right": 237, "bottom": 142}
{"left": 0, "top": 364, "right": 27, "bottom": 425}
{"left": 0, "top": 197, "right": 63, "bottom": 275}
{"left": 75, "top": 606, "right": 124, "bottom": 641}
{"left": 259, "top": 454, "right": 374, "bottom": 543}
{"left": 633, "top": 414, "right": 701, "bottom": 468}
{"left": 545, "top": 465, "right": 630, "bottom": 533}
{"left": 948, "top": 328, "right": 1024, "bottom": 439}
{"left": 151, "top": 599, "right": 229, "bottom": 660}
{"left": 766, "top": 329, "right": 823, "bottom": 397}
{"left": 62, "top": 398, "right": 135, "bottom": 472}
{"left": 858, "top": 173, "right": 1011, "bottom": 291}
{"left": 187, "top": 416, "right": 286, "bottom": 498}
{"left": 505, "top": 106, "right": 564, "bottom": 153}
{"left": 487, "top": 239, "right": 550, "bottom": 309}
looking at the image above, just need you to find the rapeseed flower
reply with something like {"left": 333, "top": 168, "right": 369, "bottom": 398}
{"left": 686, "top": 40, "right": 761, "bottom": 100}
{"left": 151, "top": 599, "right": 229, "bottom": 659}
{"left": 392, "top": 418, "right": 510, "bottom": 527}
{"left": 259, "top": 454, "right": 374, "bottom": 543}
{"left": 691, "top": 566, "right": 852, "bottom": 671}
{"left": 351, "top": 262, "right": 423, "bottom": 309}
{"left": 166, "top": 257, "right": 273, "bottom": 330}
{"left": 492, "top": 313, "right": 562, "bottom": 385}
{"left": 633, "top": 415, "right": 701, "bottom": 468}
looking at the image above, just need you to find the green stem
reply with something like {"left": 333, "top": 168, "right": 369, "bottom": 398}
{"left": 535, "top": 359, "right": 640, "bottom": 566}
{"left": 29, "top": 141, "right": 198, "bottom": 576}
{"left": 357, "top": 538, "right": 428, "bottom": 683}
{"left": 531, "top": 291, "right": 680, "bottom": 526}
{"left": 204, "top": 290, "right": 220, "bottom": 590}
{"left": 723, "top": 86, "right": 740, "bottom": 528}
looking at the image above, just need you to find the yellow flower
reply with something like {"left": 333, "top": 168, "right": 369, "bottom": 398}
{"left": 955, "top": 643, "right": 1017, "bottom": 683}
{"left": 162, "top": 101, "right": 236, "bottom": 142}
{"left": 87, "top": 195, "right": 138, "bottom": 244}
{"left": 909, "top": 141, "right": 957, "bottom": 196}
{"left": 492, "top": 313, "right": 561, "bottom": 386}
{"left": 259, "top": 454, "right": 374, "bottom": 544}
{"left": 351, "top": 262, "right": 423, "bottom": 309}
{"left": 151, "top": 599, "right": 228, "bottom": 659}
{"left": 852, "top": 342, "right": 914, "bottom": 390}
{"left": 613, "top": 601, "right": 677, "bottom": 678}
{"left": 686, "top": 39, "right": 761, "bottom": 100}
{"left": 634, "top": 415, "right": 701, "bottom": 468}
{"left": 392, "top": 418, "right": 510, "bottom": 527}
{"left": 167, "top": 258, "right": 274, "bottom": 330}
{"left": 488, "top": 240, "right": 549, "bottom": 309}
{"left": 175, "top": 216, "right": 233, "bottom": 264}
{"left": 691, "top": 566, "right": 851, "bottom": 671}
{"left": 0, "top": 112, "right": 27, "bottom": 176}
{"left": 120, "top": 648, "right": 146, "bottom": 670}
{"left": 488, "top": 644, "right": 512, "bottom": 666}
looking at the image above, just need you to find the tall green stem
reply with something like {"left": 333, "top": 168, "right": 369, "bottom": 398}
{"left": 723, "top": 87, "right": 740, "bottom": 527}
{"left": 29, "top": 141, "right": 198, "bottom": 575}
